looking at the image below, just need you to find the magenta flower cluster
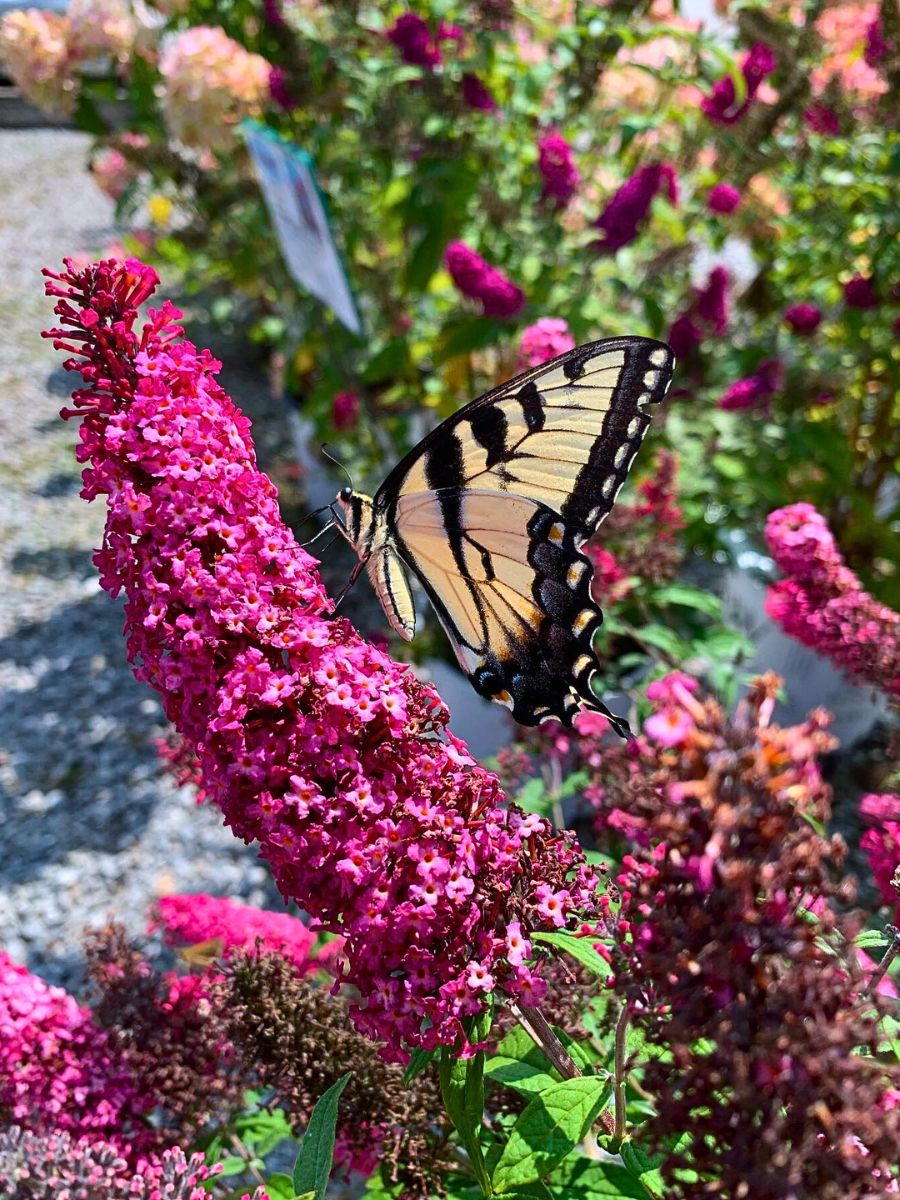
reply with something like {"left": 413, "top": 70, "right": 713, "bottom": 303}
{"left": 43, "top": 256, "right": 599, "bottom": 1057}
{"left": 667, "top": 265, "right": 730, "bottom": 358}
{"left": 268, "top": 64, "right": 296, "bottom": 113}
{"left": 461, "top": 72, "right": 496, "bottom": 111}
{"left": 0, "top": 1127, "right": 227, "bottom": 1200}
{"left": 593, "top": 161, "right": 678, "bottom": 254}
{"left": 784, "top": 302, "right": 823, "bottom": 334}
{"left": 701, "top": 42, "right": 776, "bottom": 125}
{"left": 0, "top": 950, "right": 150, "bottom": 1146}
{"left": 153, "top": 893, "right": 340, "bottom": 973}
{"left": 444, "top": 240, "right": 525, "bottom": 318}
{"left": 764, "top": 503, "right": 900, "bottom": 698}
{"left": 706, "top": 182, "right": 741, "bottom": 214}
{"left": 386, "top": 12, "right": 461, "bottom": 70}
{"left": 331, "top": 388, "right": 360, "bottom": 431}
{"left": 718, "top": 358, "right": 783, "bottom": 411}
{"left": 843, "top": 274, "right": 879, "bottom": 309}
{"left": 517, "top": 316, "right": 575, "bottom": 369}
{"left": 804, "top": 101, "right": 840, "bottom": 134}
{"left": 537, "top": 130, "right": 580, "bottom": 207}
{"left": 860, "top": 795, "right": 900, "bottom": 913}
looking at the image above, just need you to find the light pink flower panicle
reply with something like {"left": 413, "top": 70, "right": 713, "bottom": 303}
{"left": 765, "top": 503, "right": 900, "bottom": 698}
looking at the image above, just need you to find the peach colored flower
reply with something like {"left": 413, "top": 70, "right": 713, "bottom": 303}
{"left": 0, "top": 9, "right": 77, "bottom": 114}
{"left": 813, "top": 3, "right": 887, "bottom": 98}
{"left": 68, "top": 0, "right": 134, "bottom": 63}
{"left": 158, "top": 26, "right": 271, "bottom": 150}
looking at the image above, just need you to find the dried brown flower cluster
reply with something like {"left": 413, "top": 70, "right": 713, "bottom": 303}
{"left": 83, "top": 924, "right": 242, "bottom": 1149}
{"left": 604, "top": 674, "right": 900, "bottom": 1198}
{"left": 220, "top": 949, "right": 450, "bottom": 1198}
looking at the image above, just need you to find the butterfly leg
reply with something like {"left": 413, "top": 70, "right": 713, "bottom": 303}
{"left": 331, "top": 557, "right": 366, "bottom": 611}
{"left": 300, "top": 519, "right": 336, "bottom": 549}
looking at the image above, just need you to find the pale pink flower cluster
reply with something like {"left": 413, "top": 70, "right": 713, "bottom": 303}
{"left": 68, "top": 0, "right": 134, "bottom": 64}
{"left": 91, "top": 135, "right": 150, "bottom": 202}
{"left": 44, "top": 256, "right": 601, "bottom": 1058}
{"left": 0, "top": 9, "right": 77, "bottom": 114}
{"left": 813, "top": 3, "right": 887, "bottom": 99}
{"left": 765, "top": 504, "right": 900, "bottom": 698}
{"left": 0, "top": 0, "right": 134, "bottom": 115}
{"left": 0, "top": 951, "right": 149, "bottom": 1143}
{"left": 158, "top": 26, "right": 271, "bottom": 151}
{"left": 154, "top": 892, "right": 342, "bottom": 973}
{"left": 0, "top": 1128, "right": 230, "bottom": 1200}
{"left": 517, "top": 317, "right": 575, "bottom": 369}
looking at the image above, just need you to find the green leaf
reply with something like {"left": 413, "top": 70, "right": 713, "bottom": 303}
{"left": 532, "top": 931, "right": 613, "bottom": 981}
{"left": 291, "top": 1073, "right": 351, "bottom": 1200}
{"left": 406, "top": 223, "right": 450, "bottom": 291}
{"left": 557, "top": 1157, "right": 654, "bottom": 1197}
{"left": 404, "top": 1046, "right": 437, "bottom": 1084}
{"left": 440, "top": 1049, "right": 492, "bottom": 1196}
{"left": 855, "top": 930, "right": 891, "bottom": 952}
{"left": 711, "top": 452, "right": 745, "bottom": 481}
{"left": 72, "top": 91, "right": 109, "bottom": 135}
{"left": 434, "top": 316, "right": 505, "bottom": 364}
{"left": 516, "top": 777, "right": 551, "bottom": 817}
{"left": 491, "top": 1077, "right": 611, "bottom": 1193}
{"left": 362, "top": 337, "right": 412, "bottom": 384}
{"left": 620, "top": 1142, "right": 666, "bottom": 1199}
{"left": 264, "top": 1175, "right": 303, "bottom": 1200}
{"left": 216, "top": 1155, "right": 248, "bottom": 1177}
{"left": 650, "top": 584, "right": 721, "bottom": 618}
{"left": 234, "top": 1105, "right": 293, "bottom": 1158}
{"left": 636, "top": 624, "right": 688, "bottom": 659}
{"left": 360, "top": 1172, "right": 404, "bottom": 1199}
{"left": 486, "top": 1027, "right": 561, "bottom": 1095}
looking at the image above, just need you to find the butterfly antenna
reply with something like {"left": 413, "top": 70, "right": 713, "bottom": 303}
{"left": 321, "top": 443, "right": 354, "bottom": 491}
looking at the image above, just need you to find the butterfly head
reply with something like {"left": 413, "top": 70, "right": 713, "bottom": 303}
{"left": 334, "top": 485, "right": 376, "bottom": 555}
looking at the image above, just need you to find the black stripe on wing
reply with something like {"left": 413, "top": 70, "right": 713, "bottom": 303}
{"left": 396, "top": 499, "right": 630, "bottom": 735}
{"left": 375, "top": 337, "right": 674, "bottom": 543}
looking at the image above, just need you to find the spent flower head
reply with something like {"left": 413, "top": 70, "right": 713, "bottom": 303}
{"left": 605, "top": 673, "right": 900, "bottom": 1197}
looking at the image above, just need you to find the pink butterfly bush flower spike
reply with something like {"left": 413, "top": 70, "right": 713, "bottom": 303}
{"left": 43, "top": 256, "right": 601, "bottom": 1059}
{"left": 764, "top": 503, "right": 900, "bottom": 698}
{"left": 444, "top": 240, "right": 525, "bottom": 318}
{"left": 152, "top": 893, "right": 342, "bottom": 973}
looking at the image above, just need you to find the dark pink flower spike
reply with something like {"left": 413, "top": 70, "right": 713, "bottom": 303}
{"left": 444, "top": 240, "right": 525, "bottom": 317}
{"left": 43, "top": 256, "right": 598, "bottom": 1059}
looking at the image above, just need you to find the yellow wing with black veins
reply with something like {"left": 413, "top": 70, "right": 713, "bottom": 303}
{"left": 380, "top": 337, "right": 674, "bottom": 545}
{"left": 372, "top": 336, "right": 675, "bottom": 732}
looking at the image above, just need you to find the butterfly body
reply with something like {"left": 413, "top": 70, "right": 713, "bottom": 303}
{"left": 332, "top": 336, "right": 674, "bottom": 735}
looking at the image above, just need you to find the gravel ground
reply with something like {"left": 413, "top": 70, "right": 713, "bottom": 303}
{"left": 0, "top": 129, "right": 283, "bottom": 989}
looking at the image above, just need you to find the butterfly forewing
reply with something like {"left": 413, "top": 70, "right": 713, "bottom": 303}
{"left": 370, "top": 336, "right": 674, "bottom": 730}
{"left": 379, "top": 337, "right": 674, "bottom": 543}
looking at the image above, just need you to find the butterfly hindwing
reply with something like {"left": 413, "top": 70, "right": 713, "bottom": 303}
{"left": 391, "top": 489, "right": 628, "bottom": 733}
{"left": 361, "top": 336, "right": 674, "bottom": 731}
{"left": 379, "top": 337, "right": 674, "bottom": 544}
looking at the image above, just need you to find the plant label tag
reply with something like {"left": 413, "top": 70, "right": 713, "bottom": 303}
{"left": 244, "top": 121, "right": 362, "bottom": 335}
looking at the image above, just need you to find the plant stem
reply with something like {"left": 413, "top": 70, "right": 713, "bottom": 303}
{"left": 228, "top": 1131, "right": 267, "bottom": 1188}
{"left": 510, "top": 1001, "right": 616, "bottom": 1135}
{"left": 613, "top": 1005, "right": 629, "bottom": 1141}
{"left": 869, "top": 925, "right": 900, "bottom": 997}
